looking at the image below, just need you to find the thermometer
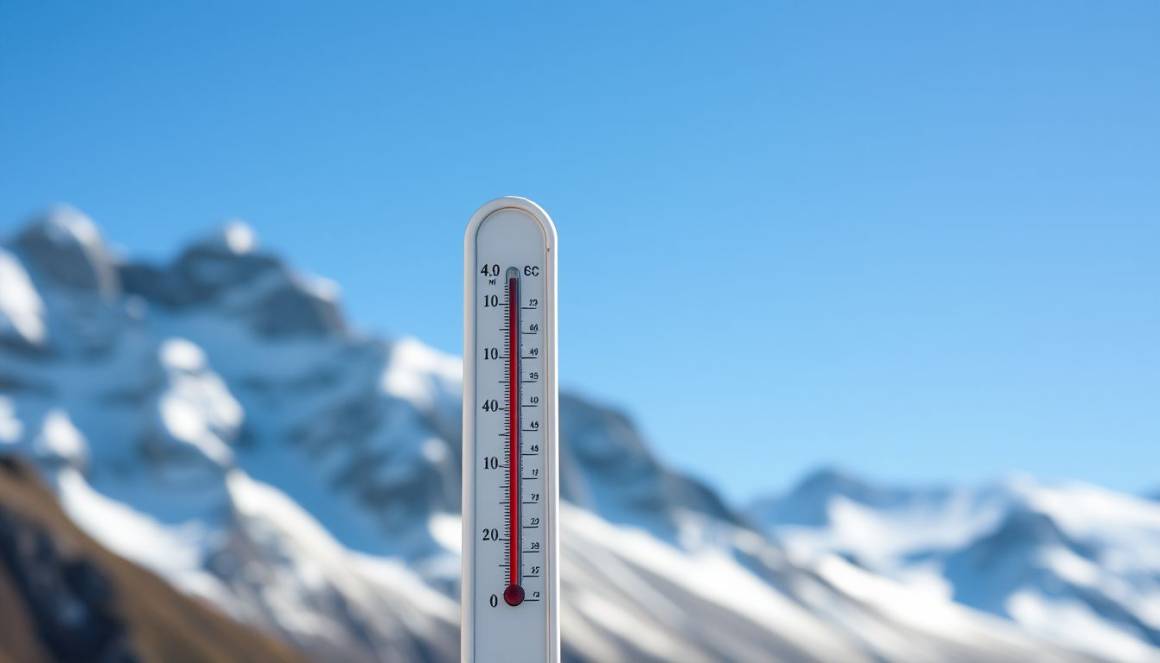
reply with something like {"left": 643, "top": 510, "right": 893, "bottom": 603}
{"left": 462, "top": 197, "right": 560, "bottom": 663}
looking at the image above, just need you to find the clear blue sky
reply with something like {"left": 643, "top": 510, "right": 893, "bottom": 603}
{"left": 2, "top": 3, "right": 1157, "bottom": 501}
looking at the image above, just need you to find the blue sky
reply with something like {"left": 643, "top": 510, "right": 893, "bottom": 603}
{"left": 2, "top": 2, "right": 1157, "bottom": 500}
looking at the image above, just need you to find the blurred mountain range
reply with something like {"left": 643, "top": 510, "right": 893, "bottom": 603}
{"left": 0, "top": 206, "right": 1154, "bottom": 662}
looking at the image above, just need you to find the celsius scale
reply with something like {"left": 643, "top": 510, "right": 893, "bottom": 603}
{"left": 462, "top": 197, "right": 560, "bottom": 663}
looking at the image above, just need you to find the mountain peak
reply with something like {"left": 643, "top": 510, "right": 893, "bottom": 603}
{"left": 979, "top": 507, "right": 1070, "bottom": 550}
{"left": 9, "top": 205, "right": 119, "bottom": 296}
{"left": 191, "top": 220, "right": 258, "bottom": 256}
{"left": 116, "top": 222, "right": 347, "bottom": 338}
{"left": 784, "top": 465, "right": 894, "bottom": 509}
{"left": 747, "top": 465, "right": 964, "bottom": 532}
{"left": 795, "top": 465, "right": 865, "bottom": 493}
{"left": 32, "top": 204, "right": 101, "bottom": 243}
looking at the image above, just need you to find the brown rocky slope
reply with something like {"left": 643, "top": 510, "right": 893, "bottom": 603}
{"left": 0, "top": 456, "right": 308, "bottom": 663}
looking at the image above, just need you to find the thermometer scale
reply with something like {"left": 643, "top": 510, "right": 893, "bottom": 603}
{"left": 462, "top": 197, "right": 560, "bottom": 663}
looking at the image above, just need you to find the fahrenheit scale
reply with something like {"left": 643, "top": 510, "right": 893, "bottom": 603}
{"left": 462, "top": 197, "right": 559, "bottom": 663}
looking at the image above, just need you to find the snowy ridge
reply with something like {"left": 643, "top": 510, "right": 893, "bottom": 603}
{"left": 0, "top": 207, "right": 1121, "bottom": 661}
{"left": 749, "top": 468, "right": 1160, "bottom": 662}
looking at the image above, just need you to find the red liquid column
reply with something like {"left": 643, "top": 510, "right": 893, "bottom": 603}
{"left": 504, "top": 272, "right": 525, "bottom": 607}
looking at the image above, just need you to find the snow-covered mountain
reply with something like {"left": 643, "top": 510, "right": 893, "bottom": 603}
{"left": 749, "top": 467, "right": 1160, "bottom": 662}
{"left": 0, "top": 456, "right": 309, "bottom": 663}
{"left": 0, "top": 205, "right": 1129, "bottom": 661}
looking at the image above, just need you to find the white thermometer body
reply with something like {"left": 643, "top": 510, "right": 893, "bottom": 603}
{"left": 462, "top": 197, "right": 559, "bottom": 663}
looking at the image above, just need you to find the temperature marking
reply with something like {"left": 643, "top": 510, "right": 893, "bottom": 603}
{"left": 504, "top": 269, "right": 525, "bottom": 607}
